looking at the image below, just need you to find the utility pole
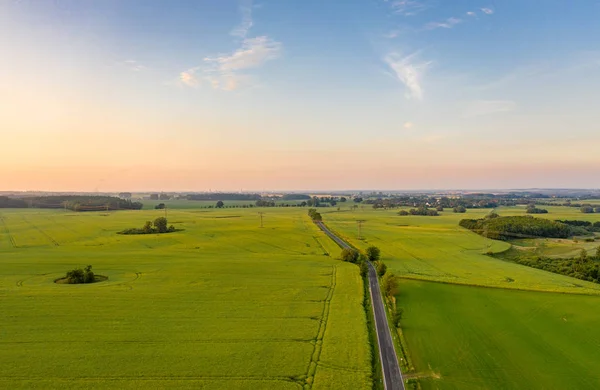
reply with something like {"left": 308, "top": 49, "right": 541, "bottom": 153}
{"left": 356, "top": 220, "right": 366, "bottom": 240}
{"left": 258, "top": 212, "right": 265, "bottom": 228}
{"left": 165, "top": 205, "right": 168, "bottom": 219}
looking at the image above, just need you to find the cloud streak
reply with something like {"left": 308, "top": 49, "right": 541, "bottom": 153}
{"left": 481, "top": 8, "right": 494, "bottom": 15}
{"left": 424, "top": 17, "right": 462, "bottom": 30}
{"left": 230, "top": 1, "right": 253, "bottom": 38}
{"left": 385, "top": 0, "right": 429, "bottom": 16}
{"left": 384, "top": 52, "right": 431, "bottom": 100}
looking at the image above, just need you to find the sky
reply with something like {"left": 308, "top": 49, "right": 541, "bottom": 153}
{"left": 1, "top": 0, "right": 600, "bottom": 192}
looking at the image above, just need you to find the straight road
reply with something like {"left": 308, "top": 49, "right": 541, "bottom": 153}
{"left": 315, "top": 221, "right": 405, "bottom": 390}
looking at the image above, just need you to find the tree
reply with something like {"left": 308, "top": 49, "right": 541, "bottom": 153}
{"left": 453, "top": 206, "right": 467, "bottom": 213}
{"left": 341, "top": 248, "right": 359, "bottom": 263}
{"left": 596, "top": 246, "right": 600, "bottom": 260}
{"left": 154, "top": 217, "right": 168, "bottom": 233}
{"left": 436, "top": 205, "right": 444, "bottom": 212}
{"left": 366, "top": 246, "right": 381, "bottom": 262}
{"left": 143, "top": 220, "right": 154, "bottom": 234}
{"left": 359, "top": 261, "right": 369, "bottom": 277}
{"left": 155, "top": 203, "right": 166, "bottom": 209}
{"left": 580, "top": 249, "right": 588, "bottom": 262}
{"left": 66, "top": 265, "right": 95, "bottom": 284}
{"left": 382, "top": 272, "right": 399, "bottom": 297}
{"left": 398, "top": 210, "right": 409, "bottom": 216}
{"left": 377, "top": 261, "right": 387, "bottom": 277}
{"left": 353, "top": 197, "right": 363, "bottom": 203}
{"left": 340, "top": 197, "right": 347, "bottom": 202}
{"left": 581, "top": 206, "right": 594, "bottom": 214}
{"left": 216, "top": 200, "right": 224, "bottom": 208}
{"left": 486, "top": 211, "right": 500, "bottom": 219}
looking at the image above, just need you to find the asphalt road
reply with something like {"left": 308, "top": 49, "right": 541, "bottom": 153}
{"left": 315, "top": 221, "right": 405, "bottom": 390}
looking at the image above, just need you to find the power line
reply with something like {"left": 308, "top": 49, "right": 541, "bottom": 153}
{"left": 356, "top": 220, "right": 366, "bottom": 240}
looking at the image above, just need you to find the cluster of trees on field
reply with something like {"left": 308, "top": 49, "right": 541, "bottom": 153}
{"left": 526, "top": 205, "right": 548, "bottom": 214}
{"left": 119, "top": 217, "right": 176, "bottom": 235}
{"left": 459, "top": 216, "right": 572, "bottom": 240}
{"left": 150, "top": 193, "right": 171, "bottom": 200}
{"left": 580, "top": 205, "right": 600, "bottom": 214}
{"left": 398, "top": 206, "right": 439, "bottom": 216}
{"left": 496, "top": 247, "right": 600, "bottom": 284}
{"left": 187, "top": 193, "right": 261, "bottom": 201}
{"left": 365, "top": 194, "right": 521, "bottom": 210}
{"left": 308, "top": 208, "right": 322, "bottom": 221}
{"left": 64, "top": 265, "right": 96, "bottom": 284}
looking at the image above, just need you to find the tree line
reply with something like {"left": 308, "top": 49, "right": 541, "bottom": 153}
{"left": 496, "top": 247, "right": 600, "bottom": 284}
{"left": 459, "top": 215, "right": 572, "bottom": 240}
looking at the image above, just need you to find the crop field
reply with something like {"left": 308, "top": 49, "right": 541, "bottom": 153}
{"left": 399, "top": 279, "right": 600, "bottom": 390}
{"left": 322, "top": 207, "right": 600, "bottom": 294}
{"left": 321, "top": 206, "right": 600, "bottom": 389}
{"left": 0, "top": 207, "right": 371, "bottom": 389}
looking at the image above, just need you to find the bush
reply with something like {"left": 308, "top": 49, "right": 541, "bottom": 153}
{"left": 341, "top": 248, "right": 359, "bottom": 263}
{"left": 377, "top": 261, "right": 387, "bottom": 277}
{"left": 359, "top": 261, "right": 369, "bottom": 277}
{"left": 453, "top": 206, "right": 467, "bottom": 213}
{"left": 392, "top": 307, "right": 403, "bottom": 327}
{"left": 382, "top": 272, "right": 399, "bottom": 296}
{"left": 398, "top": 210, "right": 409, "bottom": 216}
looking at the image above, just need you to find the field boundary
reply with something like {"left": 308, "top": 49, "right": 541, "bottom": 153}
{"left": 304, "top": 264, "right": 337, "bottom": 388}
{"left": 397, "top": 274, "right": 600, "bottom": 296}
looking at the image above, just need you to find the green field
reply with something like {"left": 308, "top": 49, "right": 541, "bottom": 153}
{"left": 400, "top": 279, "right": 600, "bottom": 390}
{"left": 0, "top": 207, "right": 371, "bottom": 389}
{"left": 320, "top": 206, "right": 600, "bottom": 389}
{"left": 322, "top": 207, "right": 600, "bottom": 294}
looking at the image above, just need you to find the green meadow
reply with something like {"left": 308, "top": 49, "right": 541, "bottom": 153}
{"left": 400, "top": 279, "right": 600, "bottom": 390}
{"left": 322, "top": 205, "right": 600, "bottom": 389}
{"left": 0, "top": 207, "right": 371, "bottom": 389}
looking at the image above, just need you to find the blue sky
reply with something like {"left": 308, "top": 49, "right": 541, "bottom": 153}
{"left": 1, "top": 0, "right": 600, "bottom": 191}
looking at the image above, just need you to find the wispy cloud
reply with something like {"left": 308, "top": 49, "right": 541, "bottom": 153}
{"left": 230, "top": 0, "right": 253, "bottom": 38}
{"left": 463, "top": 100, "right": 516, "bottom": 117}
{"left": 203, "top": 36, "right": 281, "bottom": 90}
{"left": 481, "top": 8, "right": 494, "bottom": 15}
{"left": 123, "top": 59, "right": 147, "bottom": 72}
{"left": 180, "top": 67, "right": 201, "bottom": 87}
{"left": 385, "top": 0, "right": 429, "bottom": 16}
{"left": 179, "top": 2, "right": 281, "bottom": 91}
{"left": 466, "top": 11, "right": 476, "bottom": 17}
{"left": 384, "top": 52, "right": 431, "bottom": 100}
{"left": 383, "top": 30, "right": 401, "bottom": 39}
{"left": 424, "top": 17, "right": 462, "bottom": 30}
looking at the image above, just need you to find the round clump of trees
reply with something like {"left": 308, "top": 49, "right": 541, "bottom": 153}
{"left": 55, "top": 265, "right": 107, "bottom": 284}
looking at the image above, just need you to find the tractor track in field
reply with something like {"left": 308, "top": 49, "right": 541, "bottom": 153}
{"left": 21, "top": 215, "right": 59, "bottom": 246}
{"left": 303, "top": 264, "right": 337, "bottom": 389}
{"left": 315, "top": 221, "right": 405, "bottom": 390}
{"left": 0, "top": 215, "right": 17, "bottom": 248}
